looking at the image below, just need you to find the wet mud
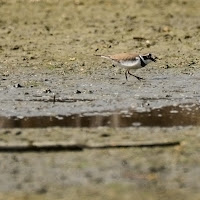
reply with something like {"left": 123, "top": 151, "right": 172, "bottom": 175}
{"left": 0, "top": 0, "right": 200, "bottom": 199}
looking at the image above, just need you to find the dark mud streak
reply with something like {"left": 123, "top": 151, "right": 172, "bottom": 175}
{"left": 0, "top": 146, "right": 84, "bottom": 152}
{"left": 0, "top": 141, "right": 180, "bottom": 152}
{"left": 85, "top": 141, "right": 181, "bottom": 149}
{"left": 0, "top": 104, "right": 199, "bottom": 128}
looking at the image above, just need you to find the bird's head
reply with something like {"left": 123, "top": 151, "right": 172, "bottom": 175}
{"left": 143, "top": 53, "right": 157, "bottom": 63}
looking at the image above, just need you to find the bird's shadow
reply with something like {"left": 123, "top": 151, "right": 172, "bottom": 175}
{"left": 149, "top": 77, "right": 168, "bottom": 80}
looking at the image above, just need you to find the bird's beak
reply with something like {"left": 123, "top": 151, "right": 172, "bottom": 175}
{"left": 151, "top": 57, "right": 157, "bottom": 62}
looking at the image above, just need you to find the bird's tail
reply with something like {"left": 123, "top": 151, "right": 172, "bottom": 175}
{"left": 94, "top": 54, "right": 110, "bottom": 59}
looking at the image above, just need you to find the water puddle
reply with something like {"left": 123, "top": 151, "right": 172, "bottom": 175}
{"left": 0, "top": 104, "right": 200, "bottom": 128}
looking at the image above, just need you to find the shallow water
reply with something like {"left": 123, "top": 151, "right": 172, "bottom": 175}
{"left": 1, "top": 104, "right": 199, "bottom": 128}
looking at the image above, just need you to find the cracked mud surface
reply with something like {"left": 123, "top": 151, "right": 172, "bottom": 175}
{"left": 0, "top": 0, "right": 200, "bottom": 199}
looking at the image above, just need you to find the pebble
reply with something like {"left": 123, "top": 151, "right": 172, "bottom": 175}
{"left": 14, "top": 83, "right": 23, "bottom": 88}
{"left": 75, "top": 90, "right": 81, "bottom": 94}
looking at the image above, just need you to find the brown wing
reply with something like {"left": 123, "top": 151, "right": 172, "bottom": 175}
{"left": 108, "top": 53, "right": 139, "bottom": 62}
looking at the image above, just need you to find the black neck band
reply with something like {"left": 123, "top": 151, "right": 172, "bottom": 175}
{"left": 139, "top": 56, "right": 146, "bottom": 67}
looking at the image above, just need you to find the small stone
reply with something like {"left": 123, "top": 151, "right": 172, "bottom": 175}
{"left": 162, "top": 26, "right": 170, "bottom": 32}
{"left": 184, "top": 35, "right": 191, "bottom": 39}
{"left": 101, "top": 133, "right": 110, "bottom": 137}
{"left": 44, "top": 89, "right": 52, "bottom": 93}
{"left": 15, "top": 131, "right": 22, "bottom": 135}
{"left": 165, "top": 64, "right": 170, "bottom": 69}
{"left": 69, "top": 57, "right": 76, "bottom": 61}
{"left": 11, "top": 45, "right": 20, "bottom": 50}
{"left": 45, "top": 25, "right": 50, "bottom": 31}
{"left": 14, "top": 83, "right": 23, "bottom": 88}
{"left": 146, "top": 40, "right": 151, "bottom": 47}
{"left": 75, "top": 90, "right": 81, "bottom": 94}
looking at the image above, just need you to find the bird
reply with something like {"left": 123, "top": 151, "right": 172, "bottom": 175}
{"left": 95, "top": 53, "right": 156, "bottom": 81}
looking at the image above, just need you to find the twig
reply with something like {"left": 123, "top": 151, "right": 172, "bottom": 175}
{"left": 53, "top": 94, "right": 56, "bottom": 104}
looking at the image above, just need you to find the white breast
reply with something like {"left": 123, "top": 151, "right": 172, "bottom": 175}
{"left": 119, "top": 59, "right": 142, "bottom": 70}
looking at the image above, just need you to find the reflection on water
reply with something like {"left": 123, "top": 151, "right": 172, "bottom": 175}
{"left": 0, "top": 104, "right": 199, "bottom": 128}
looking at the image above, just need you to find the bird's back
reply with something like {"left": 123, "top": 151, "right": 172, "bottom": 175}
{"left": 108, "top": 53, "right": 139, "bottom": 62}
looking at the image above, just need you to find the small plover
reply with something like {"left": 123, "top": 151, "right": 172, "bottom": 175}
{"left": 96, "top": 53, "right": 156, "bottom": 80}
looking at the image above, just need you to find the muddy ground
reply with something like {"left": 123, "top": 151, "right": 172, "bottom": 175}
{"left": 0, "top": 0, "right": 200, "bottom": 199}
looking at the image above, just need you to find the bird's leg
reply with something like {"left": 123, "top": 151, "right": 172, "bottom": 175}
{"left": 128, "top": 71, "right": 144, "bottom": 81}
{"left": 125, "top": 70, "right": 128, "bottom": 81}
